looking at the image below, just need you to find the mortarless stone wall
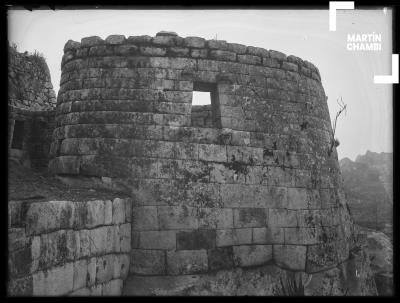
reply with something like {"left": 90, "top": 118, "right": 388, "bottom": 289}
{"left": 8, "top": 45, "right": 57, "bottom": 111}
{"left": 8, "top": 198, "right": 131, "bottom": 296}
{"left": 48, "top": 32, "right": 376, "bottom": 295}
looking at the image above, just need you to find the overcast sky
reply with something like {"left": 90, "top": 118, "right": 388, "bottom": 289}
{"left": 8, "top": 8, "right": 393, "bottom": 160}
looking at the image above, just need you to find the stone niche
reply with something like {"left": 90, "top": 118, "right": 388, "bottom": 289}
{"left": 49, "top": 31, "right": 377, "bottom": 295}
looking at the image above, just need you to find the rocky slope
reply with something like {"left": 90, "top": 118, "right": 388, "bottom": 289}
{"left": 357, "top": 226, "right": 393, "bottom": 296}
{"left": 339, "top": 152, "right": 392, "bottom": 231}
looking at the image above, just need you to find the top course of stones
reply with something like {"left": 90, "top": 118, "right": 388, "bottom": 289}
{"left": 62, "top": 31, "right": 321, "bottom": 82}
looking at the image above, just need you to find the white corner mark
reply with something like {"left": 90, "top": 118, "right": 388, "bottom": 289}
{"left": 374, "top": 54, "right": 399, "bottom": 84}
{"left": 329, "top": 1, "right": 355, "bottom": 31}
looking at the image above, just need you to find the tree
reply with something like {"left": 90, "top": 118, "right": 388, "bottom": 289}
{"left": 328, "top": 96, "right": 347, "bottom": 156}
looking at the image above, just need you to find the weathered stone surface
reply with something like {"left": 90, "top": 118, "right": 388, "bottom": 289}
{"left": 216, "top": 228, "right": 252, "bottom": 247}
{"left": 246, "top": 46, "right": 269, "bottom": 57}
{"left": 112, "top": 198, "right": 125, "bottom": 224}
{"left": 184, "top": 36, "right": 206, "bottom": 48}
{"left": 81, "top": 36, "right": 104, "bottom": 47}
{"left": 139, "top": 230, "right": 176, "bottom": 249}
{"left": 105, "top": 35, "right": 126, "bottom": 44}
{"left": 131, "top": 249, "right": 165, "bottom": 275}
{"left": 274, "top": 245, "right": 307, "bottom": 271}
{"left": 233, "top": 245, "right": 273, "bottom": 267}
{"left": 233, "top": 208, "right": 267, "bottom": 228}
{"left": 32, "top": 262, "right": 74, "bottom": 295}
{"left": 176, "top": 230, "right": 216, "bottom": 250}
{"left": 253, "top": 227, "right": 284, "bottom": 244}
{"left": 166, "top": 249, "right": 208, "bottom": 275}
{"left": 209, "top": 50, "right": 236, "bottom": 62}
{"left": 131, "top": 206, "right": 158, "bottom": 230}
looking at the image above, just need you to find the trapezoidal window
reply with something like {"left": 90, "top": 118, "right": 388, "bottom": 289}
{"left": 191, "top": 82, "right": 221, "bottom": 128}
{"left": 11, "top": 120, "right": 25, "bottom": 149}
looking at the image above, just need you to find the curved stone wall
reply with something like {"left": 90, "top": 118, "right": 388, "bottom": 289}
{"left": 50, "top": 32, "right": 356, "bottom": 281}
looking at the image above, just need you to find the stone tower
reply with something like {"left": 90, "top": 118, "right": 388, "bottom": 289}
{"left": 49, "top": 31, "right": 376, "bottom": 295}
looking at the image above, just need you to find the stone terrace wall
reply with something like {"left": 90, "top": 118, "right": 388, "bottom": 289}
{"left": 8, "top": 198, "right": 131, "bottom": 296}
{"left": 8, "top": 46, "right": 57, "bottom": 111}
{"left": 49, "top": 32, "right": 358, "bottom": 289}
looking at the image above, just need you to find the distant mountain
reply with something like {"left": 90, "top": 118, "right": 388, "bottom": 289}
{"left": 355, "top": 151, "right": 393, "bottom": 203}
{"left": 339, "top": 151, "right": 392, "bottom": 230}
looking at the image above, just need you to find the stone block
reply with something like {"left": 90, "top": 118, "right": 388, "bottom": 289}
{"left": 268, "top": 208, "right": 298, "bottom": 227}
{"left": 168, "top": 47, "right": 190, "bottom": 56}
{"left": 113, "top": 254, "right": 130, "bottom": 279}
{"left": 131, "top": 206, "right": 158, "bottom": 230}
{"left": 208, "top": 247, "right": 234, "bottom": 271}
{"left": 38, "top": 231, "right": 70, "bottom": 270}
{"left": 184, "top": 36, "right": 206, "bottom": 48}
{"left": 86, "top": 200, "right": 105, "bottom": 228}
{"left": 207, "top": 39, "right": 228, "bottom": 50}
{"left": 246, "top": 46, "right": 269, "bottom": 57}
{"left": 8, "top": 276, "right": 33, "bottom": 296}
{"left": 139, "top": 230, "right": 176, "bottom": 249}
{"left": 127, "top": 35, "right": 152, "bottom": 44}
{"left": 237, "top": 54, "right": 261, "bottom": 65}
{"left": 269, "top": 50, "right": 287, "bottom": 61}
{"left": 32, "top": 262, "right": 74, "bottom": 296}
{"left": 282, "top": 61, "right": 298, "bottom": 72}
{"left": 64, "top": 39, "right": 80, "bottom": 52}
{"left": 9, "top": 228, "right": 27, "bottom": 252}
{"left": 125, "top": 199, "right": 132, "bottom": 222}
{"left": 130, "top": 249, "right": 165, "bottom": 275}
{"left": 216, "top": 228, "right": 252, "bottom": 247}
{"left": 81, "top": 36, "right": 104, "bottom": 47}
{"left": 87, "top": 257, "right": 96, "bottom": 287}
{"left": 220, "top": 184, "right": 254, "bottom": 208}
{"left": 176, "top": 230, "right": 216, "bottom": 250}
{"left": 209, "top": 50, "right": 236, "bottom": 62}
{"left": 191, "top": 48, "right": 208, "bottom": 58}
{"left": 119, "top": 223, "right": 131, "bottom": 253}
{"left": 26, "top": 201, "right": 62, "bottom": 235}
{"left": 273, "top": 245, "right": 306, "bottom": 271}
{"left": 198, "top": 208, "right": 233, "bottom": 229}
{"left": 89, "top": 226, "right": 115, "bottom": 255}
{"left": 233, "top": 245, "right": 272, "bottom": 267}
{"left": 90, "top": 284, "right": 102, "bottom": 296}
{"left": 166, "top": 249, "right": 208, "bottom": 275}
{"left": 105, "top": 35, "right": 126, "bottom": 44}
{"left": 284, "top": 227, "right": 319, "bottom": 245}
{"left": 262, "top": 57, "right": 280, "bottom": 68}
{"left": 287, "top": 187, "right": 309, "bottom": 209}
{"left": 112, "top": 198, "right": 125, "bottom": 224}
{"left": 78, "top": 229, "right": 90, "bottom": 258}
{"left": 233, "top": 208, "right": 267, "bottom": 228}
{"left": 140, "top": 46, "right": 167, "bottom": 56}
{"left": 115, "top": 44, "right": 139, "bottom": 56}
{"left": 104, "top": 200, "right": 113, "bottom": 225}
{"left": 73, "top": 259, "right": 88, "bottom": 291}
{"left": 198, "top": 144, "right": 227, "bottom": 162}
{"left": 96, "top": 254, "right": 114, "bottom": 284}
{"left": 31, "top": 235, "right": 41, "bottom": 260}
{"left": 102, "top": 279, "right": 123, "bottom": 296}
{"left": 9, "top": 246, "right": 32, "bottom": 278}
{"left": 73, "top": 202, "right": 87, "bottom": 230}
{"left": 158, "top": 205, "right": 198, "bottom": 229}
{"left": 253, "top": 227, "right": 284, "bottom": 244}
{"left": 228, "top": 43, "right": 247, "bottom": 54}
{"left": 66, "top": 229, "right": 80, "bottom": 260}
{"left": 59, "top": 201, "right": 75, "bottom": 229}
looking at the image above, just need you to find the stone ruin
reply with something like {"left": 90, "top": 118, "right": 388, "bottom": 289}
{"left": 8, "top": 31, "right": 378, "bottom": 295}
